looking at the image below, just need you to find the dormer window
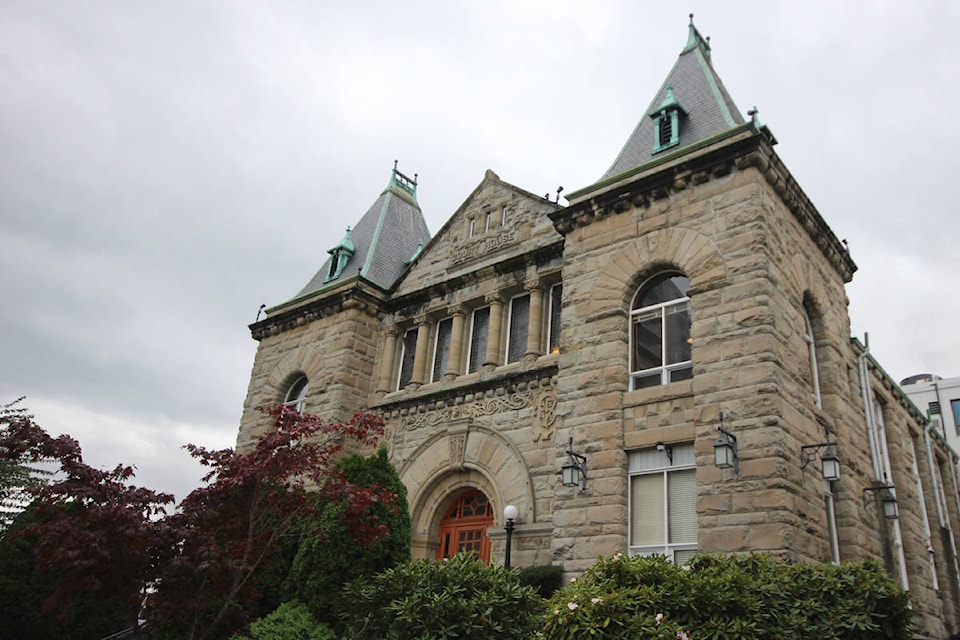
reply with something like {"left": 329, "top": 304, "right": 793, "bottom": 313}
{"left": 649, "top": 85, "right": 686, "bottom": 154}
{"left": 325, "top": 227, "right": 355, "bottom": 282}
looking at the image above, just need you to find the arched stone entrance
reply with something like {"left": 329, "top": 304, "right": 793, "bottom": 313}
{"left": 435, "top": 489, "right": 494, "bottom": 561}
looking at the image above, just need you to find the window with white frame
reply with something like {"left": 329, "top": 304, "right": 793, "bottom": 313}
{"left": 283, "top": 375, "right": 308, "bottom": 412}
{"left": 548, "top": 284, "right": 562, "bottom": 354}
{"left": 630, "top": 273, "right": 692, "bottom": 389}
{"left": 397, "top": 328, "right": 418, "bottom": 390}
{"left": 431, "top": 317, "right": 453, "bottom": 383}
{"left": 501, "top": 205, "right": 509, "bottom": 227}
{"left": 803, "top": 306, "right": 822, "bottom": 408}
{"left": 467, "top": 307, "right": 490, "bottom": 374}
{"left": 506, "top": 294, "right": 530, "bottom": 364}
{"left": 629, "top": 443, "right": 697, "bottom": 563}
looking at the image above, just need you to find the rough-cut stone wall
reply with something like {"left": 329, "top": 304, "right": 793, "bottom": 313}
{"left": 236, "top": 291, "right": 383, "bottom": 452}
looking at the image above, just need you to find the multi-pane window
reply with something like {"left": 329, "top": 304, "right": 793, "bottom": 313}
{"left": 467, "top": 307, "right": 490, "bottom": 374}
{"left": 397, "top": 328, "right": 418, "bottom": 390}
{"left": 628, "top": 443, "right": 697, "bottom": 563}
{"left": 431, "top": 317, "right": 453, "bottom": 383}
{"left": 548, "top": 284, "right": 562, "bottom": 354}
{"left": 283, "top": 375, "right": 308, "bottom": 412}
{"left": 804, "top": 307, "right": 822, "bottom": 408}
{"left": 630, "top": 273, "right": 692, "bottom": 389}
{"left": 506, "top": 294, "right": 530, "bottom": 364}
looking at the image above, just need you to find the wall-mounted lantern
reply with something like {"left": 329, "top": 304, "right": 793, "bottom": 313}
{"left": 801, "top": 441, "right": 840, "bottom": 482}
{"left": 561, "top": 437, "right": 588, "bottom": 491}
{"left": 713, "top": 412, "right": 738, "bottom": 473}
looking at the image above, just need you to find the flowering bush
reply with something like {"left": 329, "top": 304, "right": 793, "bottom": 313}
{"left": 539, "top": 553, "right": 911, "bottom": 640}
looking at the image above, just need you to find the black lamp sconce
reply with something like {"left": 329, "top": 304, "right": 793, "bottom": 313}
{"left": 656, "top": 441, "right": 673, "bottom": 464}
{"left": 561, "top": 437, "right": 588, "bottom": 490}
{"left": 713, "top": 411, "right": 739, "bottom": 473}
{"left": 862, "top": 480, "right": 900, "bottom": 520}
{"left": 801, "top": 441, "right": 840, "bottom": 482}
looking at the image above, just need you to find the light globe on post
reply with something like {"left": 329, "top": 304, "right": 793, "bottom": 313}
{"left": 503, "top": 505, "right": 518, "bottom": 568}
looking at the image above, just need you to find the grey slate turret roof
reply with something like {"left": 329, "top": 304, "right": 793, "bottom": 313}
{"left": 292, "top": 163, "right": 431, "bottom": 299}
{"left": 600, "top": 17, "right": 745, "bottom": 181}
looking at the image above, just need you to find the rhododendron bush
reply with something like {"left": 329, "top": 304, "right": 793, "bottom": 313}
{"left": 539, "top": 553, "right": 911, "bottom": 640}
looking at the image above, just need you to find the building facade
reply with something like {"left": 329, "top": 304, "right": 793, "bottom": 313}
{"left": 902, "top": 374, "right": 960, "bottom": 456}
{"left": 237, "top": 21, "right": 960, "bottom": 638}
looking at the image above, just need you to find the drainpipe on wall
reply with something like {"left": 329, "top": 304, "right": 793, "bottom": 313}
{"left": 911, "top": 438, "right": 939, "bottom": 590}
{"left": 857, "top": 341, "right": 910, "bottom": 590}
{"left": 925, "top": 423, "right": 960, "bottom": 591}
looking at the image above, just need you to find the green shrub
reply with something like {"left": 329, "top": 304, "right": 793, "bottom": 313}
{"left": 285, "top": 447, "right": 410, "bottom": 627}
{"left": 341, "top": 552, "right": 543, "bottom": 640}
{"left": 230, "top": 600, "right": 335, "bottom": 640}
{"left": 518, "top": 564, "right": 564, "bottom": 598}
{"left": 539, "top": 553, "right": 912, "bottom": 640}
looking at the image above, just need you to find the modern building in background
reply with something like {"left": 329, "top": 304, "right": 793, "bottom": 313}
{"left": 236, "top": 20, "right": 960, "bottom": 638}
{"left": 902, "top": 374, "right": 960, "bottom": 457}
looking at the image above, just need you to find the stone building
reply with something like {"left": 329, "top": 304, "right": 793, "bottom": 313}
{"left": 237, "top": 20, "right": 960, "bottom": 638}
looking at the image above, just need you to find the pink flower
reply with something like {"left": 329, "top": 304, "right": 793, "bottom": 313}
{"left": 655, "top": 613, "right": 664, "bottom": 625}
{"left": 677, "top": 632, "right": 690, "bottom": 640}
{"left": 553, "top": 609, "right": 560, "bottom": 615}
{"left": 567, "top": 602, "right": 579, "bottom": 611}
{"left": 591, "top": 597, "right": 602, "bottom": 604}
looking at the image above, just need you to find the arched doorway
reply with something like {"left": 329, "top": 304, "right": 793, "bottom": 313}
{"left": 436, "top": 489, "right": 493, "bottom": 562}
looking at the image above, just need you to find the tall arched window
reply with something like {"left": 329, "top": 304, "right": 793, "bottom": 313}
{"left": 803, "top": 306, "right": 822, "bottom": 408}
{"left": 630, "top": 272, "right": 692, "bottom": 389}
{"left": 283, "top": 375, "right": 308, "bottom": 412}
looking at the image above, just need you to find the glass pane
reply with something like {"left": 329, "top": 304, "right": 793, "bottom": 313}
{"left": 432, "top": 318, "right": 453, "bottom": 382}
{"left": 670, "top": 366, "right": 693, "bottom": 382}
{"left": 664, "top": 303, "right": 691, "bottom": 365}
{"left": 507, "top": 295, "right": 530, "bottom": 363}
{"left": 468, "top": 307, "right": 490, "bottom": 373}
{"left": 548, "top": 284, "right": 562, "bottom": 353}
{"left": 673, "top": 548, "right": 697, "bottom": 566}
{"left": 633, "top": 274, "right": 689, "bottom": 310}
{"left": 632, "top": 310, "right": 662, "bottom": 371}
{"left": 633, "top": 373, "right": 662, "bottom": 389}
{"left": 668, "top": 469, "right": 697, "bottom": 544}
{"left": 398, "top": 329, "right": 417, "bottom": 389}
{"left": 630, "top": 474, "right": 665, "bottom": 546}
{"left": 951, "top": 399, "right": 960, "bottom": 435}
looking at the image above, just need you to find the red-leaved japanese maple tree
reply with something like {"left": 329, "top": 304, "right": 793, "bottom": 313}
{"left": 1, "top": 405, "right": 398, "bottom": 640}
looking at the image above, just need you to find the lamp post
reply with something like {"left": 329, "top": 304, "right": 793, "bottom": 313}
{"left": 503, "top": 505, "right": 518, "bottom": 568}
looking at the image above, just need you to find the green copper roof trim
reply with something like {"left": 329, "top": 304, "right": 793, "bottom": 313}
{"left": 388, "top": 160, "right": 418, "bottom": 202}
{"left": 408, "top": 241, "right": 423, "bottom": 264}
{"left": 567, "top": 122, "right": 756, "bottom": 200}
{"left": 648, "top": 84, "right": 685, "bottom": 117}
{"left": 683, "top": 15, "right": 711, "bottom": 59}
{"left": 694, "top": 46, "right": 736, "bottom": 128}
{"left": 360, "top": 185, "right": 395, "bottom": 278}
{"left": 331, "top": 226, "right": 355, "bottom": 253}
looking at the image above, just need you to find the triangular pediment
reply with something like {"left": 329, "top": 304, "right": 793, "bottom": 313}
{"left": 393, "top": 169, "right": 562, "bottom": 297}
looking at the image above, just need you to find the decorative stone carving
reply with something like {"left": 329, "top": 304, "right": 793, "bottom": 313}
{"left": 451, "top": 228, "right": 519, "bottom": 265}
{"left": 400, "top": 387, "right": 557, "bottom": 439}
{"left": 449, "top": 433, "right": 467, "bottom": 466}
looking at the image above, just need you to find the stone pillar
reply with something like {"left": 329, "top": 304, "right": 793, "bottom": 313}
{"left": 445, "top": 306, "right": 466, "bottom": 379}
{"left": 376, "top": 327, "right": 399, "bottom": 395}
{"left": 484, "top": 294, "right": 505, "bottom": 368}
{"left": 410, "top": 316, "right": 431, "bottom": 388}
{"left": 525, "top": 282, "right": 544, "bottom": 358}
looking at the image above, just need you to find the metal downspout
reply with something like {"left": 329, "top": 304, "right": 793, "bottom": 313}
{"left": 926, "top": 423, "right": 960, "bottom": 593}
{"left": 857, "top": 346, "right": 909, "bottom": 589}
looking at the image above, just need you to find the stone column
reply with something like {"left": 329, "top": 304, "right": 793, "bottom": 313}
{"left": 484, "top": 294, "right": 505, "bottom": 368}
{"left": 445, "top": 306, "right": 466, "bottom": 379}
{"left": 376, "top": 327, "right": 399, "bottom": 395}
{"left": 410, "top": 316, "right": 431, "bottom": 388}
{"left": 525, "top": 282, "right": 544, "bottom": 358}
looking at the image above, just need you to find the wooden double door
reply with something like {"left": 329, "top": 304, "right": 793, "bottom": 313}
{"left": 436, "top": 489, "right": 493, "bottom": 562}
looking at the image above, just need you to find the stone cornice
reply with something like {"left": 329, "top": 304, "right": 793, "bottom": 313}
{"left": 552, "top": 127, "right": 857, "bottom": 283}
{"left": 249, "top": 279, "right": 387, "bottom": 340}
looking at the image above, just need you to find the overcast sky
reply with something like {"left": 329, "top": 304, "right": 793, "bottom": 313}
{"left": 2, "top": 1, "right": 958, "bottom": 503}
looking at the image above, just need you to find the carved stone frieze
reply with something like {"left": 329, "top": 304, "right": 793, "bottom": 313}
{"left": 400, "top": 388, "right": 557, "bottom": 438}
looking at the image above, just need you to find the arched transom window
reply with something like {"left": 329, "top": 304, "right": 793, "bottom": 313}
{"left": 283, "top": 375, "right": 308, "bottom": 412}
{"left": 630, "top": 273, "right": 692, "bottom": 389}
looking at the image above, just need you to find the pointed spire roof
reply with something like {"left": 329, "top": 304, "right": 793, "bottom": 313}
{"left": 292, "top": 162, "right": 431, "bottom": 298}
{"left": 599, "top": 15, "right": 745, "bottom": 181}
